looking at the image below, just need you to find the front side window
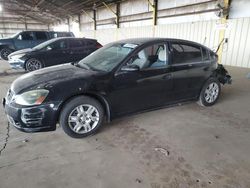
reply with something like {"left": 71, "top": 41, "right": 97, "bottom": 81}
{"left": 18, "top": 32, "right": 34, "bottom": 40}
{"left": 46, "top": 40, "right": 68, "bottom": 51}
{"left": 171, "top": 43, "right": 202, "bottom": 64}
{"left": 128, "top": 43, "right": 169, "bottom": 69}
{"left": 78, "top": 43, "right": 137, "bottom": 72}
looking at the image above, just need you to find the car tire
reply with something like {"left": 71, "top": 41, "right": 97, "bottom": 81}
{"left": 0, "top": 48, "right": 12, "bottom": 60}
{"left": 25, "top": 58, "right": 43, "bottom": 72}
{"left": 198, "top": 77, "right": 221, "bottom": 107}
{"left": 59, "top": 96, "right": 104, "bottom": 138}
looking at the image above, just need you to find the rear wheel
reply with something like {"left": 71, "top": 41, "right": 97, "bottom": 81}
{"left": 198, "top": 78, "right": 221, "bottom": 106}
{"left": 59, "top": 96, "right": 104, "bottom": 138}
{"left": 0, "top": 48, "right": 12, "bottom": 60}
{"left": 25, "top": 58, "right": 43, "bottom": 72}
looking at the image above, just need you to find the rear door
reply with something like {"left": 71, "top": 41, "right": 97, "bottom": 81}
{"left": 169, "top": 42, "right": 208, "bottom": 100}
{"left": 188, "top": 47, "right": 212, "bottom": 98}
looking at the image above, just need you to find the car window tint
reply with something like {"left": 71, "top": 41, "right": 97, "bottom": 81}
{"left": 130, "top": 43, "right": 168, "bottom": 69}
{"left": 35, "top": 32, "right": 47, "bottom": 40}
{"left": 18, "top": 32, "right": 34, "bottom": 40}
{"left": 53, "top": 32, "right": 73, "bottom": 38}
{"left": 47, "top": 40, "right": 67, "bottom": 50}
{"left": 69, "top": 40, "right": 83, "bottom": 48}
{"left": 172, "top": 43, "right": 202, "bottom": 64}
{"left": 202, "top": 48, "right": 209, "bottom": 61}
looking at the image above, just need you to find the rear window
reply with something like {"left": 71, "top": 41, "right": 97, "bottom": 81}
{"left": 69, "top": 39, "right": 84, "bottom": 48}
{"left": 202, "top": 48, "right": 209, "bottom": 61}
{"left": 171, "top": 43, "right": 202, "bottom": 64}
{"left": 52, "top": 32, "right": 74, "bottom": 38}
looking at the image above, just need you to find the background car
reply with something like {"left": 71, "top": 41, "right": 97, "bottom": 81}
{"left": 3, "top": 38, "right": 231, "bottom": 138}
{"left": 7, "top": 37, "right": 102, "bottom": 71}
{"left": 0, "top": 30, "right": 74, "bottom": 60}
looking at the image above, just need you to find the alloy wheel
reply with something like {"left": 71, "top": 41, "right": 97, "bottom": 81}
{"left": 26, "top": 59, "right": 42, "bottom": 71}
{"left": 68, "top": 104, "right": 100, "bottom": 134}
{"left": 204, "top": 82, "right": 219, "bottom": 103}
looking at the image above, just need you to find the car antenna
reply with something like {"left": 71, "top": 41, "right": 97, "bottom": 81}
{"left": 215, "top": 38, "right": 225, "bottom": 53}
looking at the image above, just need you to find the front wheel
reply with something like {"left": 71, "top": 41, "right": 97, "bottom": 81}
{"left": 198, "top": 78, "right": 221, "bottom": 106}
{"left": 0, "top": 48, "right": 12, "bottom": 60}
{"left": 25, "top": 58, "right": 43, "bottom": 72}
{"left": 59, "top": 96, "right": 104, "bottom": 138}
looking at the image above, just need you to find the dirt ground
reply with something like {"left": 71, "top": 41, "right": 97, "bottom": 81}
{"left": 0, "top": 60, "right": 250, "bottom": 188}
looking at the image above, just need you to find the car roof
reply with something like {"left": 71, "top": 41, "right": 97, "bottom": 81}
{"left": 116, "top": 37, "right": 210, "bottom": 50}
{"left": 47, "top": 37, "right": 97, "bottom": 42}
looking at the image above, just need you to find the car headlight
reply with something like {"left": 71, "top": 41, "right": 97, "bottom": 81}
{"left": 9, "top": 54, "right": 25, "bottom": 60}
{"left": 14, "top": 89, "right": 49, "bottom": 106}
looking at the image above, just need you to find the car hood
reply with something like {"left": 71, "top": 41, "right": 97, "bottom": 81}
{"left": 0, "top": 38, "right": 13, "bottom": 45}
{"left": 11, "top": 64, "right": 100, "bottom": 94}
{"left": 9, "top": 48, "right": 33, "bottom": 57}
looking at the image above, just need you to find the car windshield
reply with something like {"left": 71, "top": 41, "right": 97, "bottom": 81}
{"left": 32, "top": 38, "right": 60, "bottom": 50}
{"left": 78, "top": 43, "right": 138, "bottom": 72}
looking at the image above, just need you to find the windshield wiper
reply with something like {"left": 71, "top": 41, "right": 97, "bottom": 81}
{"left": 77, "top": 63, "right": 91, "bottom": 70}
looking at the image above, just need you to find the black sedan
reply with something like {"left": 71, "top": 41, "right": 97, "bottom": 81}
{"left": 3, "top": 38, "right": 232, "bottom": 138}
{"left": 7, "top": 37, "right": 102, "bottom": 72}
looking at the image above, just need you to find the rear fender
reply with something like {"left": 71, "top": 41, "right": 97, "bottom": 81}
{"left": 213, "top": 64, "right": 232, "bottom": 85}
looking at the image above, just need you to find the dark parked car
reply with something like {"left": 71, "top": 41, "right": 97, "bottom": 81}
{"left": 0, "top": 30, "right": 74, "bottom": 60}
{"left": 3, "top": 38, "right": 232, "bottom": 138}
{"left": 8, "top": 37, "right": 102, "bottom": 71}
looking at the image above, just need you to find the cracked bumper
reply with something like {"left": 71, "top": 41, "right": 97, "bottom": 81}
{"left": 2, "top": 98, "right": 60, "bottom": 133}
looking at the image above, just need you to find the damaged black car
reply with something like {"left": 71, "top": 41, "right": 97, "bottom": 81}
{"left": 2, "top": 38, "right": 232, "bottom": 138}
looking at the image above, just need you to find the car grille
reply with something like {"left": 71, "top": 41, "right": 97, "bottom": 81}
{"left": 6, "top": 89, "right": 14, "bottom": 104}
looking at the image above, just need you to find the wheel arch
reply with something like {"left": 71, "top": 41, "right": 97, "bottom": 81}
{"left": 56, "top": 93, "right": 111, "bottom": 124}
{"left": 198, "top": 73, "right": 220, "bottom": 99}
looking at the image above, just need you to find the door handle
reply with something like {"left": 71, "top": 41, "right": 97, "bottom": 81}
{"left": 163, "top": 73, "right": 172, "bottom": 80}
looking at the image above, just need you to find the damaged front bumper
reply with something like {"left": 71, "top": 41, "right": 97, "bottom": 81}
{"left": 2, "top": 98, "right": 60, "bottom": 133}
{"left": 216, "top": 64, "right": 232, "bottom": 85}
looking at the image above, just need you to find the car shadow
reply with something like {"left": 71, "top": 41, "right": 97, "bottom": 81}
{"left": 0, "top": 71, "right": 25, "bottom": 77}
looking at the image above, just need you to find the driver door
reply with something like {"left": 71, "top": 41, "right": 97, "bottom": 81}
{"left": 109, "top": 42, "right": 174, "bottom": 117}
{"left": 41, "top": 39, "right": 70, "bottom": 66}
{"left": 14, "top": 31, "right": 36, "bottom": 50}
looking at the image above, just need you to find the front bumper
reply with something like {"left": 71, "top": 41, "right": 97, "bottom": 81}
{"left": 8, "top": 58, "right": 25, "bottom": 69}
{"left": 2, "top": 98, "right": 60, "bottom": 133}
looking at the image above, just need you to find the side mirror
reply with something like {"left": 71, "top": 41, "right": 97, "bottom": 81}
{"left": 46, "top": 46, "right": 52, "bottom": 51}
{"left": 121, "top": 64, "right": 140, "bottom": 72}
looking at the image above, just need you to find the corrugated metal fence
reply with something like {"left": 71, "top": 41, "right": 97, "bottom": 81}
{"left": 81, "top": 17, "right": 250, "bottom": 68}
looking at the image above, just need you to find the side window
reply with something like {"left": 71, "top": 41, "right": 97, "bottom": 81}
{"left": 69, "top": 40, "right": 83, "bottom": 48}
{"left": 35, "top": 32, "right": 47, "bottom": 40}
{"left": 129, "top": 43, "right": 169, "bottom": 70}
{"left": 202, "top": 48, "right": 209, "bottom": 61}
{"left": 17, "top": 32, "right": 34, "bottom": 40}
{"left": 46, "top": 40, "right": 67, "bottom": 51}
{"left": 171, "top": 43, "right": 202, "bottom": 64}
{"left": 210, "top": 51, "right": 217, "bottom": 61}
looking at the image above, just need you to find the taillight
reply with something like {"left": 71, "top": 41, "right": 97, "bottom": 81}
{"left": 96, "top": 42, "right": 103, "bottom": 49}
